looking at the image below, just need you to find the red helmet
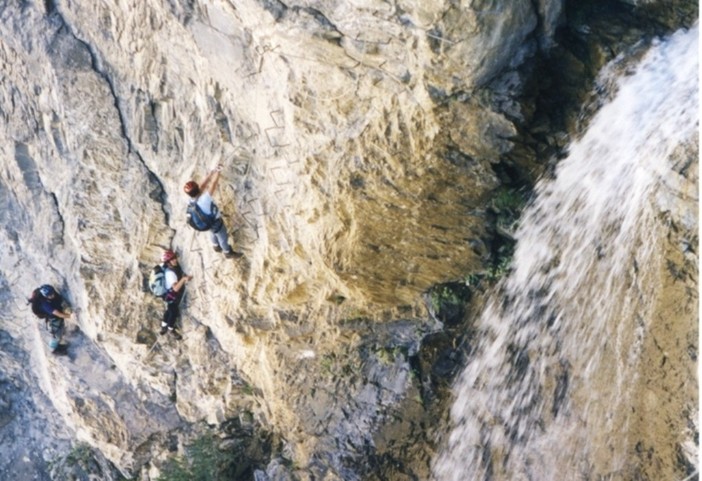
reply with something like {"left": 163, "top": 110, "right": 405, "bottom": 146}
{"left": 184, "top": 181, "right": 200, "bottom": 197}
{"left": 162, "top": 249, "right": 177, "bottom": 262}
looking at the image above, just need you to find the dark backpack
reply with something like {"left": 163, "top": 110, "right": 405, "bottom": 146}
{"left": 148, "top": 265, "right": 168, "bottom": 298}
{"left": 186, "top": 201, "right": 218, "bottom": 231}
{"left": 28, "top": 288, "right": 62, "bottom": 319}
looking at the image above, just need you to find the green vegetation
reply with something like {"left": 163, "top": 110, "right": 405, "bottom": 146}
{"left": 427, "top": 186, "right": 525, "bottom": 321}
{"left": 428, "top": 282, "right": 471, "bottom": 326}
{"left": 487, "top": 243, "right": 514, "bottom": 281}
{"left": 490, "top": 185, "right": 526, "bottom": 214}
{"left": 462, "top": 243, "right": 514, "bottom": 289}
{"left": 490, "top": 185, "right": 528, "bottom": 236}
{"left": 65, "top": 443, "right": 94, "bottom": 467}
{"left": 483, "top": 185, "right": 525, "bottom": 284}
{"left": 157, "top": 434, "right": 234, "bottom": 481}
{"left": 429, "top": 284, "right": 463, "bottom": 313}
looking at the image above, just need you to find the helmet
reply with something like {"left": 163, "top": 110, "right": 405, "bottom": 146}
{"left": 184, "top": 181, "right": 200, "bottom": 197}
{"left": 39, "top": 285, "right": 56, "bottom": 297}
{"left": 162, "top": 249, "right": 177, "bottom": 263}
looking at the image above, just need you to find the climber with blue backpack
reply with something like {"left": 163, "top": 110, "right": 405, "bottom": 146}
{"left": 151, "top": 249, "right": 191, "bottom": 340}
{"left": 28, "top": 284, "right": 72, "bottom": 354}
{"left": 184, "top": 163, "right": 241, "bottom": 259}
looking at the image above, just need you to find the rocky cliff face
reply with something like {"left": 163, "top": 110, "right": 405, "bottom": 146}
{"left": 0, "top": 0, "right": 696, "bottom": 480}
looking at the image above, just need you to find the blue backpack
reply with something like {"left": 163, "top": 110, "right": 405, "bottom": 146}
{"left": 186, "top": 201, "right": 218, "bottom": 231}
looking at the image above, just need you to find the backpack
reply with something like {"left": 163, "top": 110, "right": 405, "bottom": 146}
{"left": 148, "top": 265, "right": 168, "bottom": 298}
{"left": 186, "top": 201, "right": 218, "bottom": 231}
{"left": 28, "top": 288, "right": 62, "bottom": 319}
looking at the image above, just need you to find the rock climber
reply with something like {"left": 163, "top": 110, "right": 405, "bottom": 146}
{"left": 30, "top": 284, "right": 72, "bottom": 354}
{"left": 183, "top": 163, "right": 241, "bottom": 259}
{"left": 160, "top": 249, "right": 191, "bottom": 340}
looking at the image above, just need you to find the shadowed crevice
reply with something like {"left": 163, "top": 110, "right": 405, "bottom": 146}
{"left": 45, "top": 6, "right": 174, "bottom": 229}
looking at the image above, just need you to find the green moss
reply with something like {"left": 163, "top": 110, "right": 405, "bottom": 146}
{"left": 157, "top": 434, "right": 234, "bottom": 481}
{"left": 429, "top": 285, "right": 461, "bottom": 313}
{"left": 487, "top": 248, "right": 513, "bottom": 281}
{"left": 490, "top": 186, "right": 526, "bottom": 214}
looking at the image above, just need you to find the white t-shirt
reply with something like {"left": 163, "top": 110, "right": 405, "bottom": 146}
{"left": 195, "top": 192, "right": 220, "bottom": 218}
{"left": 165, "top": 269, "right": 178, "bottom": 290}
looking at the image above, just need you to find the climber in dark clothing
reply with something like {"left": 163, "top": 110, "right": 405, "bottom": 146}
{"left": 30, "top": 284, "right": 72, "bottom": 353}
{"left": 160, "top": 250, "right": 191, "bottom": 340}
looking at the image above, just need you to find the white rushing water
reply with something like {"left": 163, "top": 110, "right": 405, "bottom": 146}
{"left": 433, "top": 26, "right": 698, "bottom": 481}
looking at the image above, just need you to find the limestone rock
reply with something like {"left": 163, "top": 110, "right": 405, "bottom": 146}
{"left": 0, "top": 0, "right": 542, "bottom": 475}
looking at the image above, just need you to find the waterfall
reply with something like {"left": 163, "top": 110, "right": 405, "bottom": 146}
{"left": 433, "top": 25, "right": 698, "bottom": 481}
